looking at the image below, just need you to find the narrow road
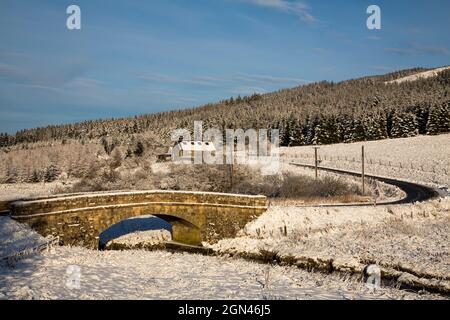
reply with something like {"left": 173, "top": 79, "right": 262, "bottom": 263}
{"left": 289, "top": 162, "right": 440, "bottom": 205}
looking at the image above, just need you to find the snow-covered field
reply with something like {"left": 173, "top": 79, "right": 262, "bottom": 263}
{"left": 281, "top": 134, "right": 450, "bottom": 188}
{"left": 0, "top": 217, "right": 444, "bottom": 300}
{"left": 0, "top": 181, "right": 75, "bottom": 201}
{"left": 209, "top": 198, "right": 450, "bottom": 291}
{"left": 4, "top": 247, "right": 444, "bottom": 300}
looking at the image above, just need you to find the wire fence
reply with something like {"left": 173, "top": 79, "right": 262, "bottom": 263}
{"left": 282, "top": 153, "right": 449, "bottom": 175}
{"left": 0, "top": 236, "right": 59, "bottom": 267}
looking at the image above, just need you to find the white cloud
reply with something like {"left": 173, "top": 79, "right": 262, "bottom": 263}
{"left": 241, "top": 0, "right": 315, "bottom": 22}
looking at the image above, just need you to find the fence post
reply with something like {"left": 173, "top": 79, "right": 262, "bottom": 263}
{"left": 313, "top": 147, "right": 320, "bottom": 180}
{"left": 362, "top": 146, "right": 365, "bottom": 195}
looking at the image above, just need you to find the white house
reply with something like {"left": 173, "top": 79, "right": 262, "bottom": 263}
{"left": 171, "top": 141, "right": 216, "bottom": 163}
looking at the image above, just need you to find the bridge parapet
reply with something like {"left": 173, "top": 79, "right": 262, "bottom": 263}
{"left": 11, "top": 190, "right": 267, "bottom": 217}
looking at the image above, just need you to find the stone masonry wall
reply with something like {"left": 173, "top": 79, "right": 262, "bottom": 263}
{"left": 10, "top": 191, "right": 267, "bottom": 249}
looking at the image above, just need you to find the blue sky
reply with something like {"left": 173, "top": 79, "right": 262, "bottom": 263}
{"left": 0, "top": 0, "right": 449, "bottom": 133}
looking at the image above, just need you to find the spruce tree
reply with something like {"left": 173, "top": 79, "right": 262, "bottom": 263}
{"left": 427, "top": 101, "right": 450, "bottom": 135}
{"left": 415, "top": 105, "right": 430, "bottom": 135}
{"left": 391, "top": 111, "right": 418, "bottom": 138}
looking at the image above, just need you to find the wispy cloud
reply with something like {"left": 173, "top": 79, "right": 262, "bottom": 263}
{"left": 65, "top": 77, "right": 105, "bottom": 89}
{"left": 0, "top": 63, "right": 27, "bottom": 79}
{"left": 328, "top": 31, "right": 353, "bottom": 44}
{"left": 136, "top": 73, "right": 224, "bottom": 87}
{"left": 241, "top": 0, "right": 315, "bottom": 22}
{"left": 132, "top": 71, "right": 309, "bottom": 104}
{"left": 370, "top": 65, "right": 397, "bottom": 72}
{"left": 421, "top": 47, "right": 450, "bottom": 55}
{"left": 234, "top": 72, "right": 309, "bottom": 85}
{"left": 385, "top": 47, "right": 416, "bottom": 56}
{"left": 385, "top": 43, "right": 450, "bottom": 56}
{"left": 366, "top": 35, "right": 382, "bottom": 41}
{"left": 135, "top": 72, "right": 309, "bottom": 88}
{"left": 0, "top": 58, "right": 91, "bottom": 89}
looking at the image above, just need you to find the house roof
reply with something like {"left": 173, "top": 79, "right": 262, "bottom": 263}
{"left": 176, "top": 141, "right": 216, "bottom": 152}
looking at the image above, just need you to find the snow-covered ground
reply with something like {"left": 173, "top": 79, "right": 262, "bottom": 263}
{"left": 208, "top": 198, "right": 450, "bottom": 288}
{"left": 0, "top": 216, "right": 46, "bottom": 258}
{"left": 0, "top": 181, "right": 76, "bottom": 201}
{"left": 1, "top": 215, "right": 447, "bottom": 300}
{"left": 385, "top": 66, "right": 450, "bottom": 84}
{"left": 1, "top": 199, "right": 448, "bottom": 300}
{"left": 3, "top": 247, "right": 442, "bottom": 300}
{"left": 0, "top": 216, "right": 443, "bottom": 300}
{"left": 281, "top": 134, "right": 450, "bottom": 188}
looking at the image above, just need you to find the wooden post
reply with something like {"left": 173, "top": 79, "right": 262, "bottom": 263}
{"left": 313, "top": 147, "right": 320, "bottom": 180}
{"left": 223, "top": 148, "right": 233, "bottom": 192}
{"left": 362, "top": 146, "right": 365, "bottom": 195}
{"left": 228, "top": 147, "right": 234, "bottom": 191}
{"left": 229, "top": 163, "right": 233, "bottom": 191}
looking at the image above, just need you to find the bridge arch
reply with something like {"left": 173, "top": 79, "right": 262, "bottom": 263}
{"left": 98, "top": 215, "right": 173, "bottom": 249}
{"left": 98, "top": 213, "right": 202, "bottom": 248}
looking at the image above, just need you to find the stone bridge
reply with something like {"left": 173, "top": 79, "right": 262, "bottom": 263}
{"left": 8, "top": 191, "right": 268, "bottom": 249}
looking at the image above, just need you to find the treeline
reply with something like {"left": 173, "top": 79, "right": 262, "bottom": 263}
{"left": 1, "top": 67, "right": 449, "bottom": 148}
{"left": 276, "top": 101, "right": 450, "bottom": 146}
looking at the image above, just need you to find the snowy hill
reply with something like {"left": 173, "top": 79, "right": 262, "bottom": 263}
{"left": 385, "top": 66, "right": 450, "bottom": 84}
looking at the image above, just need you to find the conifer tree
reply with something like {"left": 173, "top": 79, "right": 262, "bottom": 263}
{"left": 391, "top": 112, "right": 418, "bottom": 138}
{"left": 427, "top": 101, "right": 450, "bottom": 135}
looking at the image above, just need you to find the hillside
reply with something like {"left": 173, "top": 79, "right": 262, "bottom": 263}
{"left": 0, "top": 67, "right": 449, "bottom": 149}
{"left": 386, "top": 66, "right": 450, "bottom": 84}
